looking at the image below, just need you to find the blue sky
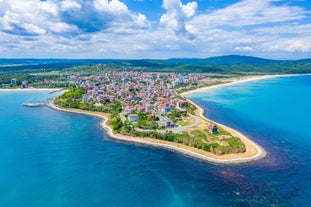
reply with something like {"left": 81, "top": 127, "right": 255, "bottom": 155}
{"left": 0, "top": 0, "right": 311, "bottom": 59}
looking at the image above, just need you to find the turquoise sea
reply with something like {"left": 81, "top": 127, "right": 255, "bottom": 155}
{"left": 0, "top": 75, "right": 311, "bottom": 207}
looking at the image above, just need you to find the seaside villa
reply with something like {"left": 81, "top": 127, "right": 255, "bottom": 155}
{"left": 208, "top": 124, "right": 218, "bottom": 134}
{"left": 128, "top": 114, "right": 139, "bottom": 122}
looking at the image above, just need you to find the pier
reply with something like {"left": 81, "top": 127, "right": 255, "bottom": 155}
{"left": 22, "top": 103, "right": 46, "bottom": 107}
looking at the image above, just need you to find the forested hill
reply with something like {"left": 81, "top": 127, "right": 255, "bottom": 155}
{"left": 1, "top": 55, "right": 311, "bottom": 74}
{"left": 115, "top": 55, "right": 311, "bottom": 74}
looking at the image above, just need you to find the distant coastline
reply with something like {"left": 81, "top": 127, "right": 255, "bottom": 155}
{"left": 0, "top": 88, "right": 62, "bottom": 92}
{"left": 180, "top": 74, "right": 301, "bottom": 96}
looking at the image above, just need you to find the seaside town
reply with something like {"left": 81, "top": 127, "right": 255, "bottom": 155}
{"left": 8, "top": 71, "right": 208, "bottom": 129}
{"left": 62, "top": 71, "right": 209, "bottom": 131}
{"left": 52, "top": 71, "right": 246, "bottom": 155}
{"left": 8, "top": 70, "right": 246, "bottom": 155}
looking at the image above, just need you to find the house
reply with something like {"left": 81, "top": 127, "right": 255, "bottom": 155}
{"left": 158, "top": 116, "right": 173, "bottom": 128}
{"left": 21, "top": 80, "right": 29, "bottom": 88}
{"left": 124, "top": 106, "right": 135, "bottom": 114}
{"left": 97, "top": 95, "right": 105, "bottom": 102}
{"left": 177, "top": 100, "right": 188, "bottom": 108}
{"left": 128, "top": 114, "right": 139, "bottom": 122}
{"left": 208, "top": 124, "right": 218, "bottom": 134}
{"left": 82, "top": 95, "right": 92, "bottom": 102}
{"left": 136, "top": 106, "right": 145, "bottom": 112}
{"left": 94, "top": 102, "right": 103, "bottom": 107}
{"left": 160, "top": 106, "right": 172, "bottom": 114}
{"left": 145, "top": 104, "right": 154, "bottom": 112}
{"left": 11, "top": 78, "right": 18, "bottom": 85}
{"left": 97, "top": 90, "right": 105, "bottom": 95}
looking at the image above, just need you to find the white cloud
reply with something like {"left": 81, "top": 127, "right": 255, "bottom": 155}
{"left": 60, "top": 0, "right": 82, "bottom": 11}
{"left": 23, "top": 23, "right": 46, "bottom": 35}
{"left": 94, "top": 0, "right": 129, "bottom": 15}
{"left": 160, "top": 0, "right": 197, "bottom": 35}
{"left": 252, "top": 23, "right": 311, "bottom": 36}
{"left": 190, "top": 0, "right": 306, "bottom": 29}
{"left": 0, "top": 0, "right": 60, "bottom": 35}
{"left": 92, "top": 0, "right": 150, "bottom": 29}
{"left": 234, "top": 46, "right": 254, "bottom": 52}
{"left": 49, "top": 22, "right": 78, "bottom": 34}
{"left": 39, "top": 1, "right": 58, "bottom": 16}
{"left": 0, "top": 0, "right": 311, "bottom": 59}
{"left": 0, "top": 0, "right": 150, "bottom": 36}
{"left": 261, "top": 37, "right": 311, "bottom": 53}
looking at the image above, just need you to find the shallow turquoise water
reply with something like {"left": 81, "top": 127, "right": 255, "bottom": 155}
{"left": 0, "top": 75, "right": 310, "bottom": 207}
{"left": 187, "top": 75, "right": 311, "bottom": 206}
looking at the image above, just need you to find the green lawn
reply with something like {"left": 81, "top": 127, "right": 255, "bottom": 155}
{"left": 189, "top": 130, "right": 207, "bottom": 139}
{"left": 177, "top": 120, "right": 190, "bottom": 126}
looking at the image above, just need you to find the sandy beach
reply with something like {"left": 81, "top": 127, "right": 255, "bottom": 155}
{"left": 181, "top": 74, "right": 298, "bottom": 96}
{"left": 46, "top": 73, "right": 280, "bottom": 165}
{"left": 47, "top": 102, "right": 267, "bottom": 164}
{"left": 0, "top": 88, "right": 63, "bottom": 92}
{"left": 16, "top": 74, "right": 304, "bottom": 165}
{"left": 183, "top": 98, "right": 267, "bottom": 163}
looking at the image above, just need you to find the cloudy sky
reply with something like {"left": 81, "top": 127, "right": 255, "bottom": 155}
{"left": 0, "top": 0, "right": 311, "bottom": 59}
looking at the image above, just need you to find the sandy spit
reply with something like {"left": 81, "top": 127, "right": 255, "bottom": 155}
{"left": 47, "top": 100, "right": 268, "bottom": 165}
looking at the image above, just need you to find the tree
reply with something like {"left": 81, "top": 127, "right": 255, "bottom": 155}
{"left": 112, "top": 116, "right": 123, "bottom": 132}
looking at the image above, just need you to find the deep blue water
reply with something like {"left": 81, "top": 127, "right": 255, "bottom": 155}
{"left": 0, "top": 75, "right": 310, "bottom": 207}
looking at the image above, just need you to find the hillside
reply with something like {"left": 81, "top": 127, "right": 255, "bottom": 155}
{"left": 1, "top": 55, "right": 311, "bottom": 85}
{"left": 114, "top": 55, "right": 311, "bottom": 74}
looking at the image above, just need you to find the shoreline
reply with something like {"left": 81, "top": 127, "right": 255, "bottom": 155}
{"left": 3, "top": 74, "right": 309, "bottom": 165}
{"left": 18, "top": 74, "right": 292, "bottom": 164}
{"left": 184, "top": 97, "right": 267, "bottom": 164}
{"left": 178, "top": 74, "right": 299, "bottom": 163}
{"left": 45, "top": 74, "right": 304, "bottom": 164}
{"left": 47, "top": 102, "right": 267, "bottom": 164}
{"left": 0, "top": 88, "right": 62, "bottom": 92}
{"left": 47, "top": 87, "right": 268, "bottom": 165}
{"left": 180, "top": 74, "right": 300, "bottom": 96}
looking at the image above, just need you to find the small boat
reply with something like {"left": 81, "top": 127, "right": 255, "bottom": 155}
{"left": 23, "top": 103, "right": 45, "bottom": 107}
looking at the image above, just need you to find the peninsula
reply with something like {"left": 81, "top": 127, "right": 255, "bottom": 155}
{"left": 49, "top": 71, "right": 269, "bottom": 164}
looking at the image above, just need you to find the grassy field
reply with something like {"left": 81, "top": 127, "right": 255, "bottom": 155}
{"left": 177, "top": 120, "right": 190, "bottom": 126}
